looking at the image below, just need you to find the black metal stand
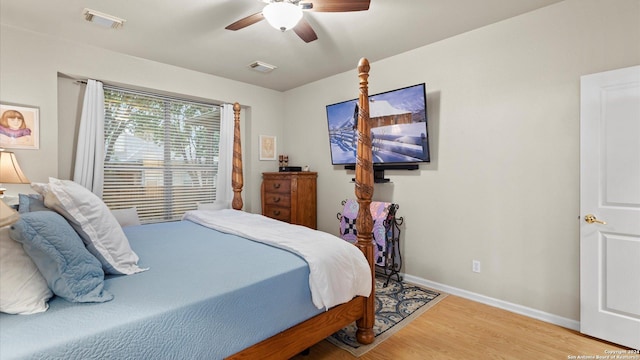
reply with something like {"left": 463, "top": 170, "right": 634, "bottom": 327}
{"left": 377, "top": 204, "right": 403, "bottom": 286}
{"left": 337, "top": 201, "right": 403, "bottom": 287}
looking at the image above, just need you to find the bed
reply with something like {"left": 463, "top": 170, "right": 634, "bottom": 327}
{"left": 0, "top": 58, "right": 376, "bottom": 359}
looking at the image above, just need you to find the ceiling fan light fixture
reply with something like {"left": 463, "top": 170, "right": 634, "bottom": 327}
{"left": 262, "top": 2, "right": 303, "bottom": 32}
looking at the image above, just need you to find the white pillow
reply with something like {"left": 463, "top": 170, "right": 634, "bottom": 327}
{"left": 43, "top": 178, "right": 147, "bottom": 275}
{"left": 0, "top": 226, "right": 52, "bottom": 315}
{"left": 111, "top": 207, "right": 141, "bottom": 227}
{"left": 30, "top": 182, "right": 50, "bottom": 198}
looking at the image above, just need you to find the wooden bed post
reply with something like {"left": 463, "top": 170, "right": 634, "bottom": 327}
{"left": 231, "top": 102, "right": 244, "bottom": 210}
{"left": 354, "top": 57, "right": 375, "bottom": 345}
{"left": 226, "top": 61, "right": 376, "bottom": 359}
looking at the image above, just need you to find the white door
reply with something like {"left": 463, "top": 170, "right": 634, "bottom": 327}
{"left": 580, "top": 65, "right": 640, "bottom": 349}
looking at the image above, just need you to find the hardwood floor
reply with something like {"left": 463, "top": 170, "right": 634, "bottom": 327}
{"left": 292, "top": 295, "right": 630, "bottom": 360}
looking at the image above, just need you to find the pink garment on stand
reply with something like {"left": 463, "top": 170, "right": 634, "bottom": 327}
{"left": 339, "top": 199, "right": 391, "bottom": 266}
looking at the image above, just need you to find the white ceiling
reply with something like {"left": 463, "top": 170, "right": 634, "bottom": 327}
{"left": 0, "top": 0, "right": 564, "bottom": 92}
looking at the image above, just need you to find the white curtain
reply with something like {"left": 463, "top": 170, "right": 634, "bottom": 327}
{"left": 208, "top": 103, "right": 234, "bottom": 209}
{"left": 73, "top": 79, "right": 105, "bottom": 197}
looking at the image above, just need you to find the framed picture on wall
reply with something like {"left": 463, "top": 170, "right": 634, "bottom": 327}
{"left": 0, "top": 102, "right": 40, "bottom": 149}
{"left": 259, "top": 135, "right": 276, "bottom": 161}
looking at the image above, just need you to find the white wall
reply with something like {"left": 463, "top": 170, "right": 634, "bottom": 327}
{"left": 283, "top": 0, "right": 640, "bottom": 321}
{"left": 0, "top": 25, "right": 285, "bottom": 212}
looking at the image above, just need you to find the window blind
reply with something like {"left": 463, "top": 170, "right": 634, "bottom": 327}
{"left": 102, "top": 85, "right": 220, "bottom": 223}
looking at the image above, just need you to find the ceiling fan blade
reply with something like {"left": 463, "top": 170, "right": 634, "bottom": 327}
{"left": 225, "top": 12, "right": 265, "bottom": 31}
{"left": 302, "top": 0, "right": 370, "bottom": 12}
{"left": 293, "top": 18, "right": 318, "bottom": 43}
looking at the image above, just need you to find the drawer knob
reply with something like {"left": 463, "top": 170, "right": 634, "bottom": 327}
{"left": 274, "top": 210, "right": 281, "bottom": 216}
{"left": 273, "top": 183, "right": 281, "bottom": 189}
{"left": 274, "top": 197, "right": 281, "bottom": 203}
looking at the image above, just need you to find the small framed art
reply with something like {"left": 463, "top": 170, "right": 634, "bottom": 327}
{"left": 259, "top": 135, "right": 276, "bottom": 161}
{"left": 0, "top": 102, "right": 40, "bottom": 149}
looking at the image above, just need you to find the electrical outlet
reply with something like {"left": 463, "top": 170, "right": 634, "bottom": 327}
{"left": 472, "top": 260, "right": 481, "bottom": 273}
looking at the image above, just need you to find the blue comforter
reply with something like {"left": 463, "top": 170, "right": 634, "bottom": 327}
{"left": 0, "top": 220, "right": 323, "bottom": 359}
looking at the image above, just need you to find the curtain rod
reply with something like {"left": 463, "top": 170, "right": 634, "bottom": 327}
{"left": 74, "top": 79, "right": 223, "bottom": 107}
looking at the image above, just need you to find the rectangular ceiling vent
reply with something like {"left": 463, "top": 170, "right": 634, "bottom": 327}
{"left": 83, "top": 8, "right": 126, "bottom": 29}
{"left": 248, "top": 61, "right": 277, "bottom": 73}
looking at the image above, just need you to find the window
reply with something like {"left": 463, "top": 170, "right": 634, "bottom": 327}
{"left": 102, "top": 86, "right": 220, "bottom": 223}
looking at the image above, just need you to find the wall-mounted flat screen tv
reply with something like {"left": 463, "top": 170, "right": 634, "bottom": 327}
{"left": 326, "top": 83, "right": 429, "bottom": 166}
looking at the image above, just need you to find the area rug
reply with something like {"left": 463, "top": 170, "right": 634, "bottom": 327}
{"left": 326, "top": 275, "right": 447, "bottom": 357}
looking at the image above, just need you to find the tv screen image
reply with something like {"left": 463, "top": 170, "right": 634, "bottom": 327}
{"left": 326, "top": 83, "right": 429, "bottom": 166}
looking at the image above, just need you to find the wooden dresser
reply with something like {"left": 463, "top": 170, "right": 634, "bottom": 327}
{"left": 261, "top": 172, "right": 317, "bottom": 229}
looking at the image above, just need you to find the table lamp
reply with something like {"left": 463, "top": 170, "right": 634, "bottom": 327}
{"left": 0, "top": 149, "right": 30, "bottom": 197}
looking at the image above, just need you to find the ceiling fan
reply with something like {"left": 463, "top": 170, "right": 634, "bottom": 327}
{"left": 225, "top": 0, "right": 371, "bottom": 43}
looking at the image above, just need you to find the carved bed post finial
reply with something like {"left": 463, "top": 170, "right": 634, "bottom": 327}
{"left": 231, "top": 102, "right": 244, "bottom": 210}
{"left": 354, "top": 57, "right": 375, "bottom": 345}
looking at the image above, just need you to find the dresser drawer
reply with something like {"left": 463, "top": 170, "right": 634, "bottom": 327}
{"left": 263, "top": 206, "right": 291, "bottom": 222}
{"left": 262, "top": 179, "right": 291, "bottom": 194}
{"left": 263, "top": 193, "right": 291, "bottom": 206}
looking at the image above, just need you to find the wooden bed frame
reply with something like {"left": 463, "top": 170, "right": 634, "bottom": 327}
{"left": 226, "top": 58, "right": 375, "bottom": 359}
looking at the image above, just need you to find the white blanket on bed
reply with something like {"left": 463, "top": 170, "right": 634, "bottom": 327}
{"left": 182, "top": 209, "right": 372, "bottom": 310}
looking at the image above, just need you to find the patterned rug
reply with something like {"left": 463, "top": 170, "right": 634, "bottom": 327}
{"left": 326, "top": 275, "right": 447, "bottom": 357}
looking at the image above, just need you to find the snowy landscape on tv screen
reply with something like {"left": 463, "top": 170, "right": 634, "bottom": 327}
{"left": 326, "top": 83, "right": 430, "bottom": 165}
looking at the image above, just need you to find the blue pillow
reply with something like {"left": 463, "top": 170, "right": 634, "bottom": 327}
{"left": 9, "top": 211, "right": 114, "bottom": 303}
{"left": 18, "top": 193, "right": 50, "bottom": 213}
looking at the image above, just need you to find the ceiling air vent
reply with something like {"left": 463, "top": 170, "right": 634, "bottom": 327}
{"left": 83, "top": 8, "right": 125, "bottom": 29}
{"left": 248, "top": 61, "right": 277, "bottom": 73}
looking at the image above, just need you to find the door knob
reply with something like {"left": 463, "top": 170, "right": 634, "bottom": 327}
{"left": 584, "top": 214, "right": 607, "bottom": 225}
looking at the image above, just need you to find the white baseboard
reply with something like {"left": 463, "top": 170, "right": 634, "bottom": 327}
{"left": 401, "top": 273, "right": 580, "bottom": 331}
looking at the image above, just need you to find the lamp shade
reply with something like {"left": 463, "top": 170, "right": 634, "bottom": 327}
{"left": 0, "top": 200, "right": 19, "bottom": 227}
{"left": 0, "top": 150, "right": 29, "bottom": 184}
{"left": 262, "top": 2, "right": 303, "bottom": 32}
